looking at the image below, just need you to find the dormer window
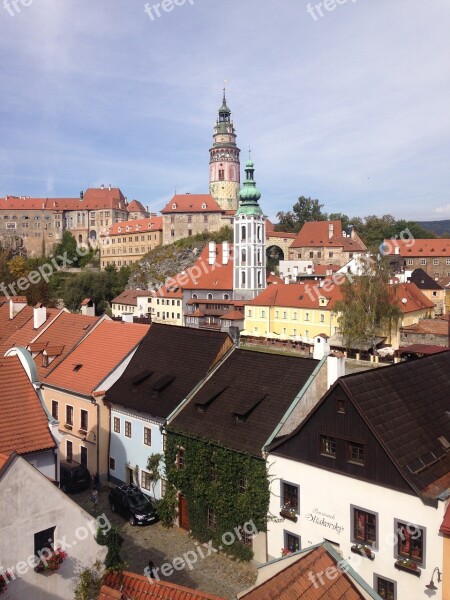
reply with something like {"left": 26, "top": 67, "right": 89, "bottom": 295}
{"left": 172, "top": 203, "right": 177, "bottom": 210}
{"left": 202, "top": 203, "right": 207, "bottom": 209}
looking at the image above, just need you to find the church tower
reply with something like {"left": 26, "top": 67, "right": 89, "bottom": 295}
{"left": 209, "top": 90, "right": 240, "bottom": 211}
{"left": 233, "top": 157, "right": 266, "bottom": 300}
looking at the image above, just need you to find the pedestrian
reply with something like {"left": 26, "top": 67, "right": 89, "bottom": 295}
{"left": 93, "top": 471, "right": 100, "bottom": 491}
{"left": 92, "top": 488, "right": 98, "bottom": 511}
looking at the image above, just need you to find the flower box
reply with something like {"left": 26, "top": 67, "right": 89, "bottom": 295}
{"left": 394, "top": 559, "right": 421, "bottom": 576}
{"left": 34, "top": 549, "right": 68, "bottom": 573}
{"left": 351, "top": 544, "right": 375, "bottom": 560}
{"left": 0, "top": 571, "right": 12, "bottom": 595}
{"left": 280, "top": 507, "right": 298, "bottom": 522}
{"left": 281, "top": 547, "right": 292, "bottom": 557}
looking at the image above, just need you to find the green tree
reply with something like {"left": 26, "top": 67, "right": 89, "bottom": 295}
{"left": 334, "top": 256, "right": 402, "bottom": 355}
{"left": 53, "top": 231, "right": 78, "bottom": 263}
{"left": 275, "top": 196, "right": 327, "bottom": 233}
{"left": 146, "top": 453, "right": 163, "bottom": 499}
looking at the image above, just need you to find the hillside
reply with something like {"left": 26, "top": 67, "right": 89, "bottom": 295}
{"left": 416, "top": 220, "right": 450, "bottom": 236}
{"left": 127, "top": 226, "right": 233, "bottom": 291}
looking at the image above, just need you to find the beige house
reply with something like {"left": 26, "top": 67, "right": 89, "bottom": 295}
{"left": 111, "top": 290, "right": 151, "bottom": 319}
{"left": 100, "top": 216, "right": 163, "bottom": 269}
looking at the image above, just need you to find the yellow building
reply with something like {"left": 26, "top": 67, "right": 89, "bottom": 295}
{"left": 100, "top": 216, "right": 163, "bottom": 269}
{"left": 244, "top": 280, "right": 342, "bottom": 343}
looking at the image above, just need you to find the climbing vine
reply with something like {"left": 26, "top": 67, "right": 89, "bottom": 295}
{"left": 161, "top": 430, "right": 270, "bottom": 561}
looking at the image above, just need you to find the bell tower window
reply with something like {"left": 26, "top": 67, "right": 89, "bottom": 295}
{"left": 219, "top": 169, "right": 225, "bottom": 181}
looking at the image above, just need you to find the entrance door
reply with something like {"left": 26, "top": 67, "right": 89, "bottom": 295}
{"left": 179, "top": 495, "right": 190, "bottom": 530}
{"left": 127, "top": 467, "right": 134, "bottom": 486}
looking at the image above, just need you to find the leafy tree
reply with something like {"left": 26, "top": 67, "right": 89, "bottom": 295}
{"left": 8, "top": 256, "right": 29, "bottom": 280}
{"left": 334, "top": 256, "right": 402, "bottom": 355}
{"left": 275, "top": 196, "right": 327, "bottom": 233}
{"left": 146, "top": 453, "right": 163, "bottom": 499}
{"left": 52, "top": 231, "right": 78, "bottom": 263}
{"left": 61, "top": 266, "right": 131, "bottom": 313}
{"left": 274, "top": 211, "right": 297, "bottom": 233}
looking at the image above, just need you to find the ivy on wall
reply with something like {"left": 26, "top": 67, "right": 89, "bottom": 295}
{"left": 160, "top": 430, "right": 270, "bottom": 561}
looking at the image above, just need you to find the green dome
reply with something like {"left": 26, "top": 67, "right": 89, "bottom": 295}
{"left": 236, "top": 158, "right": 263, "bottom": 216}
{"left": 245, "top": 159, "right": 254, "bottom": 168}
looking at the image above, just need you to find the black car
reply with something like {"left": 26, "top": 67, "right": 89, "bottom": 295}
{"left": 60, "top": 461, "right": 91, "bottom": 493}
{"left": 108, "top": 484, "right": 158, "bottom": 526}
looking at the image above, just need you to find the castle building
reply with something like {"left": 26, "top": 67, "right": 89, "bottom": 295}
{"left": 209, "top": 90, "right": 241, "bottom": 211}
{"left": 233, "top": 159, "right": 267, "bottom": 300}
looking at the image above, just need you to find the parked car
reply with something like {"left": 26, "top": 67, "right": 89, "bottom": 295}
{"left": 60, "top": 461, "right": 91, "bottom": 493}
{"left": 108, "top": 484, "right": 158, "bottom": 526}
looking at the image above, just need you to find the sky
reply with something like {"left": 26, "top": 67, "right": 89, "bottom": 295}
{"left": 0, "top": 0, "right": 449, "bottom": 222}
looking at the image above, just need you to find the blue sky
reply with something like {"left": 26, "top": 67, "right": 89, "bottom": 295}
{"left": 0, "top": 0, "right": 449, "bottom": 222}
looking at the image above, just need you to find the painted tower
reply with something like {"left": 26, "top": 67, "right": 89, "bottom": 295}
{"left": 233, "top": 158, "right": 266, "bottom": 300}
{"left": 209, "top": 90, "right": 241, "bottom": 211}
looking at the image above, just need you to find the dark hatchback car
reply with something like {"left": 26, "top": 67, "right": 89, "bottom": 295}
{"left": 108, "top": 484, "right": 158, "bottom": 526}
{"left": 60, "top": 461, "right": 91, "bottom": 493}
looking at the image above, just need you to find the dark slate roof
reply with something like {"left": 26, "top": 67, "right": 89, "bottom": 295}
{"left": 105, "top": 324, "right": 231, "bottom": 419}
{"left": 170, "top": 350, "right": 319, "bottom": 457}
{"left": 408, "top": 268, "right": 443, "bottom": 290}
{"left": 339, "top": 351, "right": 450, "bottom": 500}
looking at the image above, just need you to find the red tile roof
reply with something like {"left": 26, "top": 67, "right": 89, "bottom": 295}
{"left": 248, "top": 280, "right": 343, "bottom": 309}
{"left": 182, "top": 244, "right": 234, "bottom": 291}
{"left": 106, "top": 216, "right": 163, "bottom": 236}
{"left": 390, "top": 282, "right": 435, "bottom": 314}
{"left": 401, "top": 319, "right": 448, "bottom": 335}
{"left": 440, "top": 504, "right": 450, "bottom": 535}
{"left": 267, "top": 273, "right": 284, "bottom": 285}
{"left": 1, "top": 188, "right": 127, "bottom": 211}
{"left": 395, "top": 239, "right": 450, "bottom": 257}
{"left": 398, "top": 345, "right": 449, "bottom": 356}
{"left": 151, "top": 284, "right": 184, "bottom": 299}
{"left": 219, "top": 309, "right": 244, "bottom": 320}
{"left": 127, "top": 199, "right": 148, "bottom": 213}
{"left": 0, "top": 355, "right": 56, "bottom": 455}
{"left": 290, "top": 220, "right": 366, "bottom": 252}
{"left": 101, "top": 571, "right": 225, "bottom": 600}
{"left": 240, "top": 546, "right": 367, "bottom": 600}
{"left": 44, "top": 320, "right": 150, "bottom": 395}
{"left": 0, "top": 307, "right": 61, "bottom": 355}
{"left": 161, "top": 194, "right": 222, "bottom": 214}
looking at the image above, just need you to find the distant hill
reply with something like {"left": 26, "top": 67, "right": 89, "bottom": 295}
{"left": 416, "top": 221, "right": 450, "bottom": 236}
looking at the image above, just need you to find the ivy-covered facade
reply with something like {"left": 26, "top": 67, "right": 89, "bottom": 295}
{"left": 163, "top": 430, "right": 270, "bottom": 561}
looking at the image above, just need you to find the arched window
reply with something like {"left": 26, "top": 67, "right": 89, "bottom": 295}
{"left": 241, "top": 271, "right": 246, "bottom": 286}
{"left": 257, "top": 250, "right": 261, "bottom": 264}
{"left": 192, "top": 294, "right": 198, "bottom": 299}
{"left": 257, "top": 271, "right": 262, "bottom": 287}
{"left": 241, "top": 249, "right": 246, "bottom": 264}
{"left": 257, "top": 225, "right": 261, "bottom": 241}
{"left": 241, "top": 225, "right": 246, "bottom": 240}
{"left": 218, "top": 169, "right": 225, "bottom": 181}
{"left": 223, "top": 294, "right": 229, "bottom": 300}
{"left": 207, "top": 293, "right": 213, "bottom": 300}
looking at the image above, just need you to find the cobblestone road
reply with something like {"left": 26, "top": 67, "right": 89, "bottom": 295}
{"left": 72, "top": 487, "right": 258, "bottom": 599}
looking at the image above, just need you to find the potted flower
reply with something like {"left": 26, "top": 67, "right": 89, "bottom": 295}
{"left": 351, "top": 543, "right": 375, "bottom": 560}
{"left": 34, "top": 549, "right": 68, "bottom": 573}
{"left": 0, "top": 571, "right": 12, "bottom": 595}
{"left": 281, "top": 547, "right": 292, "bottom": 557}
{"left": 280, "top": 504, "right": 298, "bottom": 522}
{"left": 394, "top": 558, "right": 421, "bottom": 576}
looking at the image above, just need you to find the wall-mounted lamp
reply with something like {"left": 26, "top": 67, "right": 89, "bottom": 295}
{"left": 425, "top": 567, "right": 442, "bottom": 591}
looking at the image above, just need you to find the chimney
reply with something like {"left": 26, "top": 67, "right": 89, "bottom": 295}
{"left": 394, "top": 246, "right": 399, "bottom": 255}
{"left": 328, "top": 223, "right": 334, "bottom": 239}
{"left": 327, "top": 351, "right": 346, "bottom": 389}
{"left": 109, "top": 184, "right": 112, "bottom": 191}
{"left": 284, "top": 276, "right": 290, "bottom": 284}
{"left": 222, "top": 241, "right": 229, "bottom": 265}
{"left": 307, "top": 265, "right": 313, "bottom": 275}
{"left": 80, "top": 298, "right": 95, "bottom": 316}
{"left": 80, "top": 191, "right": 84, "bottom": 200}
{"left": 313, "top": 334, "right": 330, "bottom": 360}
{"left": 208, "top": 241, "right": 216, "bottom": 266}
{"left": 101, "top": 184, "right": 104, "bottom": 190}
{"left": 9, "top": 298, "right": 27, "bottom": 320}
{"left": 33, "top": 303, "right": 47, "bottom": 329}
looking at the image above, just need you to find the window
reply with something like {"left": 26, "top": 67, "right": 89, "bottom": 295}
{"left": 207, "top": 508, "right": 217, "bottom": 530}
{"left": 80, "top": 446, "right": 87, "bottom": 467}
{"left": 348, "top": 441, "right": 365, "bottom": 465}
{"left": 66, "top": 405, "right": 73, "bottom": 426}
{"left": 320, "top": 435, "right": 337, "bottom": 458}
{"left": 305, "top": 312, "right": 310, "bottom": 321}
{"left": 433, "top": 259, "right": 439, "bottom": 265}
{"left": 261, "top": 310, "right": 265, "bottom": 318}
{"left": 281, "top": 481, "right": 299, "bottom": 513}
{"left": 447, "top": 258, "right": 450, "bottom": 265}
{"left": 204, "top": 215, "right": 208, "bottom": 223}
{"left": 337, "top": 399, "right": 346, "bottom": 414}
{"left": 80, "top": 409, "right": 88, "bottom": 432}
{"left": 238, "top": 476, "right": 247, "bottom": 494}
{"left": 144, "top": 427, "right": 152, "bottom": 446}
{"left": 309, "top": 252, "right": 314, "bottom": 258}
{"left": 237, "top": 525, "right": 253, "bottom": 547}
{"left": 177, "top": 448, "right": 185, "bottom": 469}
{"left": 125, "top": 421, "right": 132, "bottom": 438}
{"left": 394, "top": 520, "right": 425, "bottom": 566}
{"left": 317, "top": 251, "right": 322, "bottom": 258}
{"left": 329, "top": 252, "right": 333, "bottom": 258}
{"left": 283, "top": 311, "right": 287, "bottom": 319}
{"left": 375, "top": 575, "right": 396, "bottom": 600}
{"left": 407, "top": 258, "right": 414, "bottom": 266}
{"left": 320, "top": 314, "right": 325, "bottom": 323}
{"left": 112, "top": 417, "right": 120, "bottom": 433}
{"left": 51, "top": 400, "right": 59, "bottom": 420}
{"left": 187, "top": 215, "right": 192, "bottom": 223}
{"left": 284, "top": 531, "right": 301, "bottom": 553}
{"left": 141, "top": 470, "right": 151, "bottom": 491}
{"left": 34, "top": 527, "right": 55, "bottom": 556}
{"left": 248, "top": 309, "right": 252, "bottom": 317}
{"left": 66, "top": 440, "right": 73, "bottom": 462}
{"left": 352, "top": 506, "right": 377, "bottom": 547}
{"left": 420, "top": 258, "right": 426, "bottom": 265}
{"left": 293, "top": 312, "right": 297, "bottom": 320}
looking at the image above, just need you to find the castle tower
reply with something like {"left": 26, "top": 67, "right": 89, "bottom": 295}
{"left": 233, "top": 157, "right": 266, "bottom": 300}
{"left": 209, "top": 90, "right": 241, "bottom": 211}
